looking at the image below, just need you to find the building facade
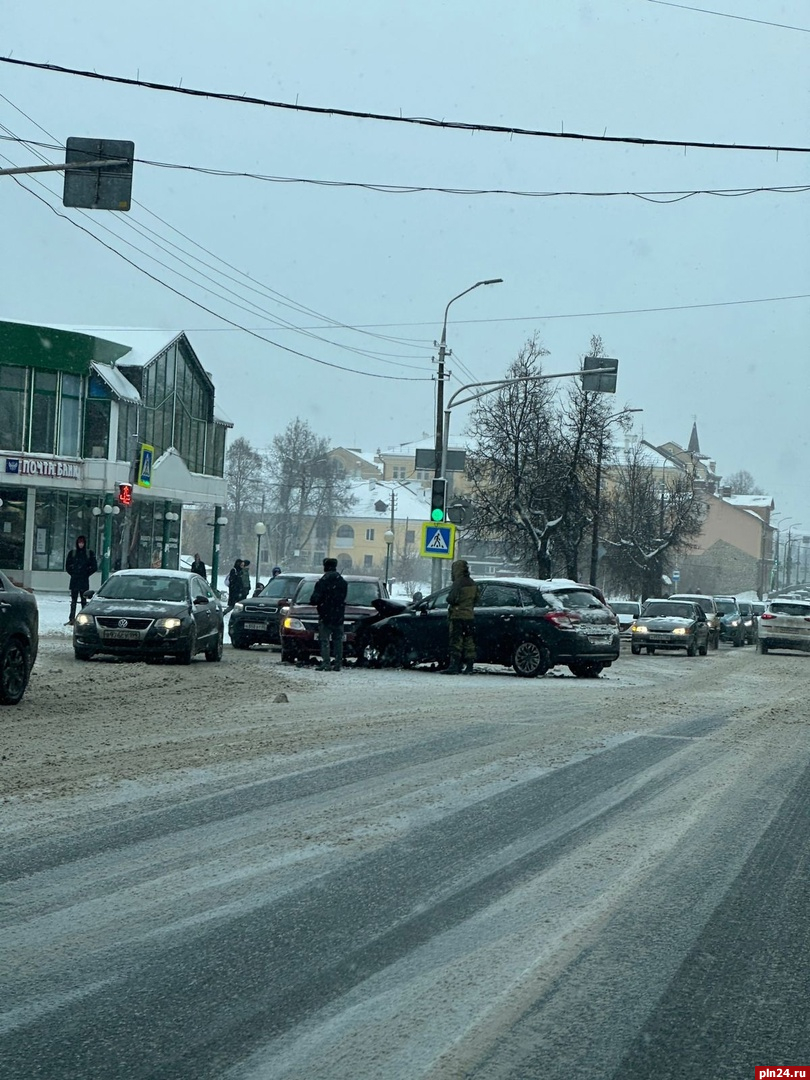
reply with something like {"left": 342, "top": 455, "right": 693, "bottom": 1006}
{"left": 0, "top": 320, "right": 230, "bottom": 590}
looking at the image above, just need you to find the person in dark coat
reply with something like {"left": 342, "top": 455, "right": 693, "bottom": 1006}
{"left": 310, "top": 557, "right": 348, "bottom": 671}
{"left": 65, "top": 535, "right": 98, "bottom": 625}
{"left": 190, "top": 553, "right": 207, "bottom": 580}
{"left": 239, "top": 560, "right": 252, "bottom": 601}
{"left": 225, "top": 559, "right": 243, "bottom": 612}
{"left": 445, "top": 559, "right": 479, "bottom": 674}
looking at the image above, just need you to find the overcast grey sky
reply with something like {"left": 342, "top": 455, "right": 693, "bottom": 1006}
{"left": 2, "top": 1, "right": 808, "bottom": 522}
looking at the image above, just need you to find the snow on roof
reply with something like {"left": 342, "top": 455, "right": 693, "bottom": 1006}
{"left": 332, "top": 447, "right": 381, "bottom": 468}
{"left": 91, "top": 361, "right": 141, "bottom": 403}
{"left": 346, "top": 479, "right": 432, "bottom": 520}
{"left": 42, "top": 324, "right": 183, "bottom": 366}
{"left": 379, "top": 435, "right": 467, "bottom": 455}
{"left": 723, "top": 494, "right": 774, "bottom": 508}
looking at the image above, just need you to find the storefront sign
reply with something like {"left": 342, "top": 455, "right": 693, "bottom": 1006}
{"left": 4, "top": 457, "right": 82, "bottom": 480}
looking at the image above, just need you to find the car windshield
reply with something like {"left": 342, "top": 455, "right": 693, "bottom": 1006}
{"left": 610, "top": 602, "right": 639, "bottom": 615}
{"left": 714, "top": 599, "right": 738, "bottom": 614}
{"left": 98, "top": 575, "right": 188, "bottom": 602}
{"left": 545, "top": 589, "right": 605, "bottom": 610}
{"left": 642, "top": 601, "right": 694, "bottom": 618}
{"left": 295, "top": 579, "right": 380, "bottom": 606}
{"left": 259, "top": 576, "right": 298, "bottom": 599}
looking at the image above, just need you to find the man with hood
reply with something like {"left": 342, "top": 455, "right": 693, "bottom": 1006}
{"left": 225, "top": 559, "right": 243, "bottom": 612}
{"left": 445, "top": 559, "right": 479, "bottom": 674}
{"left": 310, "top": 557, "right": 348, "bottom": 671}
{"left": 65, "top": 535, "right": 98, "bottom": 625}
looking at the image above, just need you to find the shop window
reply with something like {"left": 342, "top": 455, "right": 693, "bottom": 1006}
{"left": 0, "top": 488, "right": 27, "bottom": 570}
{"left": 0, "top": 365, "right": 27, "bottom": 451}
{"left": 29, "top": 370, "right": 57, "bottom": 453}
{"left": 83, "top": 399, "right": 111, "bottom": 459}
{"left": 58, "top": 374, "right": 82, "bottom": 457}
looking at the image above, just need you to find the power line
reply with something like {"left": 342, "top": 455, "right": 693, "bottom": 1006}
{"left": 646, "top": 0, "right": 810, "bottom": 33}
{"left": 0, "top": 151, "right": 432, "bottom": 383}
{"left": 2, "top": 55, "right": 809, "bottom": 154}
{"left": 3, "top": 132, "right": 807, "bottom": 201}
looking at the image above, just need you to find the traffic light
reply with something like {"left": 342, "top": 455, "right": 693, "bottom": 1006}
{"left": 430, "top": 478, "right": 447, "bottom": 523}
{"left": 118, "top": 482, "right": 133, "bottom": 507}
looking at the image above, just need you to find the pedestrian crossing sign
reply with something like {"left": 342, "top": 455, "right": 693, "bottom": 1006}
{"left": 420, "top": 521, "right": 456, "bottom": 559}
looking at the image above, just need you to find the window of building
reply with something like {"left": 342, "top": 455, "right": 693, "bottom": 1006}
{"left": 363, "top": 553, "right": 374, "bottom": 568}
{"left": 365, "top": 528, "right": 375, "bottom": 541}
{"left": 0, "top": 365, "right": 27, "bottom": 451}
{"left": 336, "top": 525, "right": 354, "bottom": 540}
{"left": 29, "top": 370, "right": 58, "bottom": 453}
{"left": 33, "top": 492, "right": 103, "bottom": 572}
{"left": 0, "top": 487, "right": 27, "bottom": 570}
{"left": 57, "top": 374, "right": 83, "bottom": 456}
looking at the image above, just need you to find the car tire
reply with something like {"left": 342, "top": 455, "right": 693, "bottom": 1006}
{"left": 711, "top": 632, "right": 720, "bottom": 650}
{"left": 686, "top": 640, "right": 697, "bottom": 657}
{"left": 758, "top": 640, "right": 768, "bottom": 655}
{"left": 733, "top": 634, "right": 742, "bottom": 647}
{"left": 205, "top": 630, "right": 224, "bottom": 662}
{"left": 698, "top": 641, "right": 708, "bottom": 656}
{"left": 230, "top": 635, "right": 251, "bottom": 650}
{"left": 0, "top": 636, "right": 31, "bottom": 705}
{"left": 647, "top": 647, "right": 656, "bottom": 655}
{"left": 631, "top": 644, "right": 642, "bottom": 655}
{"left": 280, "top": 645, "right": 297, "bottom": 664}
{"left": 568, "top": 661, "right": 603, "bottom": 678}
{"left": 177, "top": 628, "right": 196, "bottom": 665}
{"left": 74, "top": 646, "right": 94, "bottom": 662}
{"left": 379, "top": 636, "right": 406, "bottom": 668}
{"left": 511, "top": 638, "right": 550, "bottom": 678}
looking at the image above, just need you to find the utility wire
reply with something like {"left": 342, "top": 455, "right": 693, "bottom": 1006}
{"left": 0, "top": 150, "right": 432, "bottom": 382}
{"left": 1, "top": 136, "right": 807, "bottom": 202}
{"left": 2, "top": 55, "right": 809, "bottom": 154}
{"left": 646, "top": 0, "right": 810, "bottom": 33}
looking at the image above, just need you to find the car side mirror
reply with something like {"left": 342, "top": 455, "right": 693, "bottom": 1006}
{"left": 193, "top": 595, "right": 209, "bottom": 606}
{"left": 82, "top": 590, "right": 95, "bottom": 600}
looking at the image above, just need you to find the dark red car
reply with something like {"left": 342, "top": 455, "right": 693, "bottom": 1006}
{"left": 279, "top": 574, "right": 389, "bottom": 664}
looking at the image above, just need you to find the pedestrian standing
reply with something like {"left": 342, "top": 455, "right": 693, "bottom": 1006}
{"left": 445, "top": 559, "right": 479, "bottom": 674}
{"left": 65, "top": 535, "right": 98, "bottom": 625}
{"left": 239, "top": 559, "right": 252, "bottom": 601}
{"left": 190, "top": 553, "right": 207, "bottom": 580}
{"left": 310, "top": 557, "right": 348, "bottom": 671}
{"left": 225, "top": 559, "right": 243, "bottom": 612}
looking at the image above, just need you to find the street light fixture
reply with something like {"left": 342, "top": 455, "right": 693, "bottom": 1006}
{"left": 254, "top": 521, "right": 267, "bottom": 592}
{"left": 589, "top": 408, "right": 643, "bottom": 586}
{"left": 384, "top": 528, "right": 395, "bottom": 589}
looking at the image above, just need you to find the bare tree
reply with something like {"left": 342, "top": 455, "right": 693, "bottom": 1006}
{"left": 600, "top": 440, "right": 705, "bottom": 598}
{"left": 225, "top": 437, "right": 264, "bottom": 557}
{"left": 722, "top": 469, "right": 764, "bottom": 496}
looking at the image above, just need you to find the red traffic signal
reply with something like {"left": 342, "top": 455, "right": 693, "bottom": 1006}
{"left": 118, "top": 482, "right": 133, "bottom": 506}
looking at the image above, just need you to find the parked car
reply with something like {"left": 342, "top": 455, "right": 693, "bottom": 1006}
{"left": 73, "top": 569, "right": 225, "bottom": 663}
{"left": 280, "top": 575, "right": 390, "bottom": 663}
{"left": 712, "top": 595, "right": 746, "bottom": 647}
{"left": 607, "top": 600, "right": 641, "bottom": 636}
{"left": 0, "top": 570, "right": 39, "bottom": 705}
{"left": 630, "top": 599, "right": 710, "bottom": 656}
{"left": 367, "top": 577, "right": 620, "bottom": 678}
{"left": 736, "top": 601, "right": 756, "bottom": 645}
{"left": 228, "top": 572, "right": 305, "bottom": 649}
{"left": 668, "top": 593, "right": 721, "bottom": 650}
{"left": 757, "top": 598, "right": 810, "bottom": 654}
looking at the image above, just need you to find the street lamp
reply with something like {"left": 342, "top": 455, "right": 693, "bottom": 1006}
{"left": 384, "top": 528, "right": 395, "bottom": 589}
{"left": 785, "top": 522, "right": 803, "bottom": 587}
{"left": 589, "top": 408, "right": 643, "bottom": 586}
{"left": 254, "top": 521, "right": 267, "bottom": 592}
{"left": 431, "top": 278, "right": 503, "bottom": 591}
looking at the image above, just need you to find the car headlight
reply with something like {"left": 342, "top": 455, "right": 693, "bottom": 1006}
{"left": 233, "top": 602, "right": 244, "bottom": 613}
{"left": 672, "top": 627, "right": 687, "bottom": 636}
{"left": 156, "top": 617, "right": 182, "bottom": 630}
{"left": 283, "top": 617, "right": 305, "bottom": 631}
{"left": 631, "top": 624, "right": 648, "bottom": 634}
{"left": 730, "top": 619, "right": 739, "bottom": 627}
{"left": 75, "top": 613, "right": 93, "bottom": 627}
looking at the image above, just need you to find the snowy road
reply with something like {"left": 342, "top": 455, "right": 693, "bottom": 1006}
{"left": 2, "top": 638, "right": 809, "bottom": 1078}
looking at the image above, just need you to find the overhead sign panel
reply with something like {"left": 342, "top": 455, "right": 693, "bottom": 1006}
{"left": 63, "top": 137, "right": 134, "bottom": 210}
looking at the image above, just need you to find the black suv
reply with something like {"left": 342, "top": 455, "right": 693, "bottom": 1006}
{"left": 0, "top": 570, "right": 39, "bottom": 705}
{"left": 228, "top": 573, "right": 306, "bottom": 649}
{"left": 367, "top": 578, "right": 620, "bottom": 678}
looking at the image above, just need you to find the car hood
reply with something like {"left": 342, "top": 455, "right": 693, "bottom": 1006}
{"left": 288, "top": 602, "right": 380, "bottom": 620}
{"left": 86, "top": 598, "right": 190, "bottom": 618}
{"left": 636, "top": 617, "right": 695, "bottom": 630}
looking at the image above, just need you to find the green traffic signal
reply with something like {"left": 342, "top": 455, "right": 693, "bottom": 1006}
{"left": 431, "top": 507, "right": 445, "bottom": 523}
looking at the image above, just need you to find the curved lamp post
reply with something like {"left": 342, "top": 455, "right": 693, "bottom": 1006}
{"left": 254, "top": 521, "right": 267, "bottom": 592}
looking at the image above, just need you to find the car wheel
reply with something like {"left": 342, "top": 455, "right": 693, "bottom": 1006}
{"left": 230, "top": 634, "right": 251, "bottom": 650}
{"left": 0, "top": 637, "right": 31, "bottom": 705}
{"left": 74, "top": 646, "right": 94, "bottom": 662}
{"left": 733, "top": 633, "right": 742, "bottom": 647}
{"left": 568, "top": 661, "right": 603, "bottom": 678}
{"left": 711, "top": 632, "right": 719, "bottom": 650}
{"left": 177, "top": 628, "right": 196, "bottom": 665}
{"left": 698, "top": 641, "right": 708, "bottom": 656}
{"left": 758, "top": 640, "right": 768, "bottom": 655}
{"left": 512, "top": 638, "right": 550, "bottom": 678}
{"left": 686, "top": 640, "right": 697, "bottom": 657}
{"left": 280, "top": 645, "right": 297, "bottom": 663}
{"left": 379, "top": 636, "right": 406, "bottom": 668}
{"left": 205, "top": 630, "right": 224, "bottom": 662}
{"left": 647, "top": 646, "right": 656, "bottom": 655}
{"left": 631, "top": 644, "right": 642, "bottom": 655}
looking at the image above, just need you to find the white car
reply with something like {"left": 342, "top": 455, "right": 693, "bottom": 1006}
{"left": 757, "top": 598, "right": 810, "bottom": 655}
{"left": 608, "top": 600, "right": 641, "bottom": 636}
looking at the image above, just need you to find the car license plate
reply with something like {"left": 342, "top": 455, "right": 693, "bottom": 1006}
{"left": 588, "top": 634, "right": 609, "bottom": 644}
{"left": 312, "top": 632, "right": 319, "bottom": 641}
{"left": 104, "top": 629, "right": 140, "bottom": 640}
{"left": 244, "top": 622, "right": 265, "bottom": 630}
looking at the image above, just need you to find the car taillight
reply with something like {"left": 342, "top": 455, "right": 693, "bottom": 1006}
{"left": 543, "top": 610, "right": 581, "bottom": 629}
{"left": 760, "top": 612, "right": 777, "bottom": 620}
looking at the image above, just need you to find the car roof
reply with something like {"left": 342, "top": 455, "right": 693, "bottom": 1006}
{"left": 111, "top": 568, "right": 194, "bottom": 579}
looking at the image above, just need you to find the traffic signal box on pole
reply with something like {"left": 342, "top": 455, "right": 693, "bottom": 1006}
{"left": 430, "top": 478, "right": 447, "bottom": 523}
{"left": 118, "top": 482, "right": 133, "bottom": 507}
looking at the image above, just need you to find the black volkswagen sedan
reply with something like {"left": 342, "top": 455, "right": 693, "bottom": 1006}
{"left": 73, "top": 569, "right": 224, "bottom": 663}
{"left": 0, "top": 570, "right": 39, "bottom": 705}
{"left": 367, "top": 577, "right": 620, "bottom": 677}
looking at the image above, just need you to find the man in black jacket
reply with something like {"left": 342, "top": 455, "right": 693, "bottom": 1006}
{"left": 310, "top": 557, "right": 348, "bottom": 671}
{"left": 65, "top": 535, "right": 98, "bottom": 625}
